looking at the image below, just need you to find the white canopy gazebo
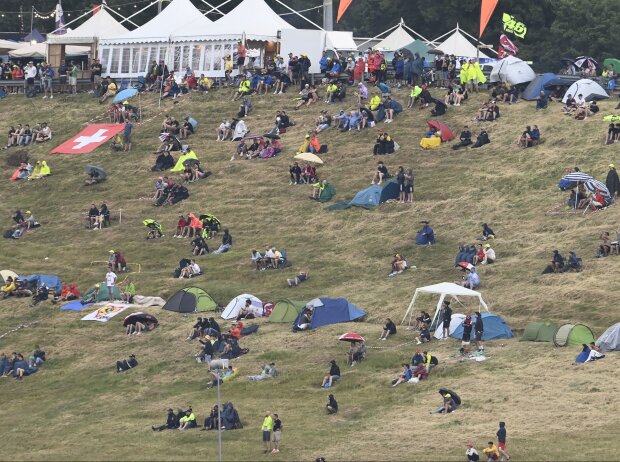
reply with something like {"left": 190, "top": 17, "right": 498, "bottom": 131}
{"left": 402, "top": 282, "right": 489, "bottom": 328}
{"left": 9, "top": 42, "right": 89, "bottom": 59}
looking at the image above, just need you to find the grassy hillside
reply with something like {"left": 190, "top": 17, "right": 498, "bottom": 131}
{"left": 1, "top": 83, "right": 619, "bottom": 461}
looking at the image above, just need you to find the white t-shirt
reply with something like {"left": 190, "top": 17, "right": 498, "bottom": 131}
{"left": 265, "top": 249, "right": 275, "bottom": 259}
{"left": 191, "top": 263, "right": 201, "bottom": 274}
{"left": 575, "top": 96, "right": 586, "bottom": 108}
{"left": 106, "top": 271, "right": 117, "bottom": 287}
{"left": 484, "top": 248, "right": 496, "bottom": 260}
{"left": 25, "top": 66, "right": 37, "bottom": 79}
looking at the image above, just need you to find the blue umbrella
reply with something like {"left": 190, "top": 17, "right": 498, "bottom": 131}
{"left": 113, "top": 88, "right": 138, "bottom": 104}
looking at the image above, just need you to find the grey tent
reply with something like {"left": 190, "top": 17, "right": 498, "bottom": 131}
{"left": 597, "top": 322, "right": 620, "bottom": 352}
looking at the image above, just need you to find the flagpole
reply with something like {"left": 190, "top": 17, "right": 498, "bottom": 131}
{"left": 30, "top": 6, "right": 34, "bottom": 35}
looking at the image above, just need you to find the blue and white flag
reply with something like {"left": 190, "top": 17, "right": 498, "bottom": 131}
{"left": 55, "top": 2, "right": 66, "bottom": 34}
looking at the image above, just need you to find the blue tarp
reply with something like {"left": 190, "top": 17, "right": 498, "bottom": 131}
{"left": 60, "top": 300, "right": 92, "bottom": 311}
{"left": 522, "top": 73, "right": 556, "bottom": 100}
{"left": 293, "top": 297, "right": 367, "bottom": 330}
{"left": 23, "top": 274, "right": 62, "bottom": 293}
{"left": 451, "top": 313, "right": 513, "bottom": 340}
{"left": 328, "top": 181, "right": 399, "bottom": 210}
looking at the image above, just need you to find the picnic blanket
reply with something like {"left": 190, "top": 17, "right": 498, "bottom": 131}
{"left": 81, "top": 303, "right": 129, "bottom": 322}
{"left": 61, "top": 300, "right": 92, "bottom": 311}
{"left": 132, "top": 295, "right": 166, "bottom": 307}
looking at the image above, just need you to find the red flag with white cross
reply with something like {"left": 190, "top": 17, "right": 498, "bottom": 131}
{"left": 51, "top": 124, "right": 124, "bottom": 154}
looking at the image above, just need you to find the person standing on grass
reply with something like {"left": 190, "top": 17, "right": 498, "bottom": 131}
{"left": 261, "top": 411, "right": 274, "bottom": 454}
{"left": 271, "top": 413, "right": 282, "bottom": 454}
{"left": 105, "top": 266, "right": 117, "bottom": 302}
{"left": 474, "top": 311, "right": 484, "bottom": 352}
{"left": 123, "top": 120, "right": 133, "bottom": 152}
{"left": 497, "top": 422, "right": 510, "bottom": 461}
{"left": 70, "top": 61, "right": 78, "bottom": 95}
{"left": 442, "top": 301, "right": 452, "bottom": 339}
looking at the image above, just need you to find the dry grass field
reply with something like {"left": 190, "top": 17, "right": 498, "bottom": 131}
{"left": 0, "top": 81, "right": 619, "bottom": 461}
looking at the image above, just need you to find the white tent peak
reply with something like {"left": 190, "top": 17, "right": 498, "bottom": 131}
{"left": 47, "top": 8, "right": 128, "bottom": 44}
{"left": 374, "top": 23, "right": 415, "bottom": 51}
{"left": 208, "top": 0, "right": 294, "bottom": 40}
{"left": 102, "top": 0, "right": 211, "bottom": 44}
{"left": 434, "top": 26, "right": 493, "bottom": 59}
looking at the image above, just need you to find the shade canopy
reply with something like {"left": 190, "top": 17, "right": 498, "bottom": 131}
{"left": 206, "top": 0, "right": 294, "bottom": 41}
{"left": 402, "top": 282, "right": 489, "bottom": 329}
{"left": 0, "top": 39, "right": 25, "bottom": 55}
{"left": 47, "top": 9, "right": 129, "bottom": 44}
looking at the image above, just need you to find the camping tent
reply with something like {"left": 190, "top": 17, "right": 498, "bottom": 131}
{"left": 451, "top": 313, "right": 513, "bottom": 340}
{"left": 489, "top": 56, "right": 536, "bottom": 85}
{"left": 47, "top": 9, "right": 129, "bottom": 44}
{"left": 434, "top": 26, "right": 491, "bottom": 60}
{"left": 81, "top": 282, "right": 121, "bottom": 303}
{"left": 403, "top": 282, "right": 489, "bottom": 330}
{"left": 221, "top": 294, "right": 263, "bottom": 320}
{"left": 399, "top": 40, "right": 434, "bottom": 64}
{"left": 267, "top": 299, "right": 308, "bottom": 323}
{"left": 596, "top": 322, "right": 620, "bottom": 352}
{"left": 521, "top": 321, "right": 558, "bottom": 342}
{"left": 22, "top": 274, "right": 62, "bottom": 293}
{"left": 163, "top": 287, "right": 218, "bottom": 313}
{"left": 433, "top": 313, "right": 466, "bottom": 339}
{"left": 522, "top": 73, "right": 556, "bottom": 100}
{"left": 204, "top": 0, "right": 294, "bottom": 41}
{"left": 553, "top": 323, "right": 594, "bottom": 347}
{"left": 328, "top": 181, "right": 399, "bottom": 210}
{"left": 292, "top": 297, "right": 366, "bottom": 330}
{"left": 603, "top": 58, "right": 620, "bottom": 73}
{"left": 0, "top": 269, "right": 19, "bottom": 283}
{"left": 562, "top": 79, "right": 608, "bottom": 103}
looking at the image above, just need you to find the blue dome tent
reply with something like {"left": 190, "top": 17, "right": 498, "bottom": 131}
{"left": 293, "top": 297, "right": 367, "bottom": 330}
{"left": 328, "top": 181, "right": 399, "bottom": 210}
{"left": 451, "top": 313, "right": 513, "bottom": 340}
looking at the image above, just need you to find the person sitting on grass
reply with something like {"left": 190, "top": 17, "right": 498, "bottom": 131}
{"left": 236, "top": 299, "right": 256, "bottom": 321}
{"left": 213, "top": 229, "right": 233, "bottom": 254}
{"left": 452, "top": 126, "right": 472, "bottom": 150}
{"left": 312, "top": 179, "right": 327, "bottom": 200}
{"left": 379, "top": 318, "right": 397, "bottom": 340}
{"left": 179, "top": 260, "right": 201, "bottom": 279}
{"left": 0, "top": 277, "right": 16, "bottom": 299}
{"left": 542, "top": 250, "right": 565, "bottom": 274}
{"left": 192, "top": 235, "right": 209, "bottom": 256}
{"left": 296, "top": 308, "right": 312, "bottom": 330}
{"left": 482, "top": 442, "right": 500, "bottom": 461}
{"left": 458, "top": 267, "right": 481, "bottom": 289}
{"left": 415, "top": 325, "right": 431, "bottom": 345}
{"left": 372, "top": 161, "right": 389, "bottom": 185}
{"left": 326, "top": 394, "right": 338, "bottom": 414}
{"left": 388, "top": 254, "right": 408, "bottom": 277}
{"left": 441, "top": 392, "right": 458, "bottom": 414}
{"left": 466, "top": 443, "right": 480, "bottom": 462}
{"left": 321, "top": 360, "right": 340, "bottom": 388}
{"left": 174, "top": 214, "right": 189, "bottom": 238}
{"left": 179, "top": 408, "right": 197, "bottom": 430}
{"left": 562, "top": 94, "right": 576, "bottom": 114}
{"left": 392, "top": 364, "right": 412, "bottom": 387}
{"left": 30, "top": 284, "right": 49, "bottom": 307}
{"left": 471, "top": 129, "right": 490, "bottom": 149}
{"left": 411, "top": 362, "right": 429, "bottom": 382}
{"left": 121, "top": 277, "right": 136, "bottom": 303}
{"left": 152, "top": 409, "right": 179, "bottom": 432}
{"left": 248, "top": 363, "right": 278, "bottom": 381}
{"left": 346, "top": 341, "right": 366, "bottom": 366}
{"left": 287, "top": 271, "right": 309, "bottom": 288}
{"left": 10, "top": 353, "right": 38, "bottom": 380}
{"left": 415, "top": 311, "right": 432, "bottom": 330}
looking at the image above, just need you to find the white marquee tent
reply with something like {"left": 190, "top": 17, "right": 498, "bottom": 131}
{"left": 9, "top": 42, "right": 89, "bottom": 59}
{"left": 202, "top": 0, "right": 294, "bottom": 42}
{"left": 434, "top": 25, "right": 492, "bottom": 59}
{"left": 47, "top": 9, "right": 129, "bottom": 45}
{"left": 402, "top": 282, "right": 489, "bottom": 328}
{"left": 374, "top": 24, "right": 415, "bottom": 51}
{"left": 0, "top": 39, "right": 26, "bottom": 55}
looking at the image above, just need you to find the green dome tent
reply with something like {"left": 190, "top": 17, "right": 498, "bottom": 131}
{"left": 163, "top": 287, "right": 217, "bottom": 313}
{"left": 520, "top": 321, "right": 558, "bottom": 342}
{"left": 267, "top": 299, "right": 308, "bottom": 323}
{"left": 81, "top": 282, "right": 121, "bottom": 303}
{"left": 603, "top": 58, "right": 620, "bottom": 73}
{"left": 553, "top": 323, "right": 594, "bottom": 347}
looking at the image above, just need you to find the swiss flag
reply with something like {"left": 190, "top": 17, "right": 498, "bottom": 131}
{"left": 51, "top": 124, "right": 125, "bottom": 154}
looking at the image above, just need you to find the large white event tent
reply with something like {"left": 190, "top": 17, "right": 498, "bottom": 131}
{"left": 374, "top": 23, "right": 415, "bottom": 51}
{"left": 100, "top": 0, "right": 302, "bottom": 78}
{"left": 433, "top": 25, "right": 493, "bottom": 60}
{"left": 402, "top": 282, "right": 489, "bottom": 329}
{"left": 9, "top": 42, "right": 89, "bottom": 59}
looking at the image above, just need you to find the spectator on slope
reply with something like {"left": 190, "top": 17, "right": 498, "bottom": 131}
{"left": 315, "top": 111, "right": 332, "bottom": 133}
{"left": 516, "top": 126, "right": 534, "bottom": 148}
{"left": 408, "top": 84, "right": 422, "bottom": 108}
{"left": 379, "top": 318, "right": 397, "bottom": 340}
{"left": 415, "top": 311, "right": 432, "bottom": 330}
{"left": 466, "top": 442, "right": 480, "bottom": 462}
{"left": 30, "top": 284, "right": 49, "bottom": 307}
{"left": 589, "top": 100, "right": 600, "bottom": 115}
{"left": 371, "top": 161, "right": 389, "bottom": 185}
{"left": 496, "top": 421, "right": 511, "bottom": 461}
{"left": 391, "top": 364, "right": 412, "bottom": 387}
{"left": 178, "top": 408, "right": 197, "bottom": 430}
{"left": 326, "top": 394, "right": 338, "bottom": 414}
{"left": 99, "top": 76, "right": 117, "bottom": 104}
{"left": 179, "top": 259, "right": 201, "bottom": 279}
{"left": 373, "top": 130, "right": 395, "bottom": 155}
{"left": 459, "top": 267, "right": 481, "bottom": 290}
{"left": 321, "top": 360, "right": 340, "bottom": 388}
{"left": 452, "top": 126, "right": 472, "bottom": 150}
{"left": 415, "top": 325, "right": 431, "bottom": 345}
{"left": 355, "top": 82, "right": 368, "bottom": 106}
{"left": 213, "top": 229, "right": 233, "bottom": 254}
{"left": 420, "top": 126, "right": 442, "bottom": 150}
{"left": 606, "top": 164, "right": 620, "bottom": 196}
{"left": 597, "top": 231, "right": 612, "bottom": 257}
{"left": 562, "top": 94, "right": 577, "bottom": 115}
{"left": 573, "top": 93, "right": 588, "bottom": 120}
{"left": 483, "top": 441, "right": 500, "bottom": 461}
{"left": 471, "top": 129, "right": 490, "bottom": 149}
{"left": 388, "top": 254, "right": 408, "bottom": 277}
{"left": 286, "top": 271, "right": 309, "bottom": 288}
{"left": 535, "top": 90, "right": 549, "bottom": 110}
{"left": 289, "top": 162, "right": 302, "bottom": 185}
{"left": 152, "top": 409, "right": 179, "bottom": 432}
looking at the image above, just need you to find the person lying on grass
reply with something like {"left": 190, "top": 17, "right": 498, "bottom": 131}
{"left": 287, "top": 271, "right": 309, "bottom": 287}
